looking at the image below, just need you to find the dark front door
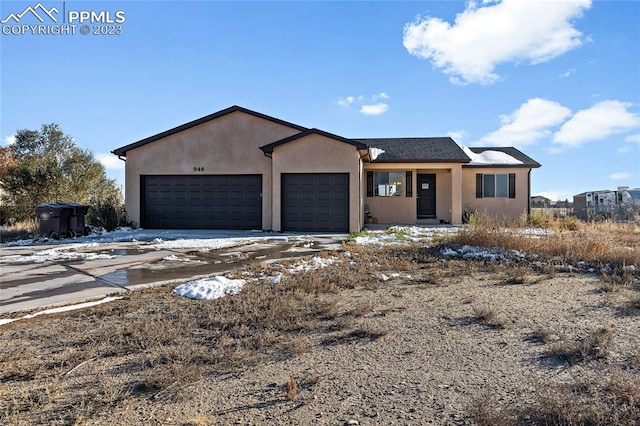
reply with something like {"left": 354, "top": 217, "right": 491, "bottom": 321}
{"left": 417, "top": 174, "right": 436, "bottom": 218}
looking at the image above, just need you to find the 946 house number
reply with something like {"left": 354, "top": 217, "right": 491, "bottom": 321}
{"left": 193, "top": 167, "right": 205, "bottom": 172}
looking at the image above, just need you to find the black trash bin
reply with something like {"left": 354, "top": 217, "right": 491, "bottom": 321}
{"left": 35, "top": 202, "right": 90, "bottom": 239}
{"left": 67, "top": 202, "right": 90, "bottom": 236}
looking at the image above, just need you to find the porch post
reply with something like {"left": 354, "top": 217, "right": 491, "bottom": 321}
{"left": 451, "top": 166, "right": 463, "bottom": 224}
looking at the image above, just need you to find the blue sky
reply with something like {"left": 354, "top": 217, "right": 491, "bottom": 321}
{"left": 1, "top": 0, "right": 639, "bottom": 202}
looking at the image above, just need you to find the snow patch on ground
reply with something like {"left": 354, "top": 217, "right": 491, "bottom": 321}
{"left": 0, "top": 245, "right": 116, "bottom": 264}
{"left": 287, "top": 256, "right": 337, "bottom": 273}
{"left": 0, "top": 296, "right": 122, "bottom": 326}
{"left": 162, "top": 255, "right": 206, "bottom": 264}
{"left": 173, "top": 276, "right": 246, "bottom": 300}
{"left": 355, "top": 226, "right": 462, "bottom": 246}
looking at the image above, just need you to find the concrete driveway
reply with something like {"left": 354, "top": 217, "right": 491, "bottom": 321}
{"left": 0, "top": 231, "right": 346, "bottom": 315}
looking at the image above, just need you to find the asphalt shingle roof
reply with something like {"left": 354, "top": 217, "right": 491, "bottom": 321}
{"left": 355, "top": 137, "right": 471, "bottom": 163}
{"left": 468, "top": 147, "right": 541, "bottom": 168}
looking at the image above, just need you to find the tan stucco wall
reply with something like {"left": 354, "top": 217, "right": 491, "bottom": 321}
{"left": 363, "top": 163, "right": 464, "bottom": 224}
{"left": 124, "top": 111, "right": 300, "bottom": 228}
{"left": 461, "top": 167, "right": 531, "bottom": 218}
{"left": 271, "top": 134, "right": 363, "bottom": 232}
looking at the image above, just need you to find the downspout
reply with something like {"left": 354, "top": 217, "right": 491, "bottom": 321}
{"left": 118, "top": 155, "right": 126, "bottom": 162}
{"left": 527, "top": 169, "right": 531, "bottom": 216}
{"left": 262, "top": 151, "right": 273, "bottom": 231}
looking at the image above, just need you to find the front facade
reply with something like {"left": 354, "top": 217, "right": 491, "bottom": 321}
{"left": 113, "top": 106, "right": 541, "bottom": 232}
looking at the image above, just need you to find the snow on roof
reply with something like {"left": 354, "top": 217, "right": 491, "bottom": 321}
{"left": 462, "top": 147, "right": 523, "bottom": 165}
{"left": 370, "top": 147, "right": 385, "bottom": 161}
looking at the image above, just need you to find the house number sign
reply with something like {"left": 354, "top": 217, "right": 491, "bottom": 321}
{"left": 422, "top": 183, "right": 429, "bottom": 189}
{"left": 193, "top": 167, "right": 205, "bottom": 172}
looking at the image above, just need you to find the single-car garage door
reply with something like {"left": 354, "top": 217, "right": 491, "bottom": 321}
{"left": 282, "top": 173, "right": 349, "bottom": 232}
{"left": 142, "top": 175, "right": 262, "bottom": 229}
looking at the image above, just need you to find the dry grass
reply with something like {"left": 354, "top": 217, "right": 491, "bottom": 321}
{"left": 0, "top": 219, "right": 37, "bottom": 242}
{"left": 286, "top": 376, "right": 298, "bottom": 401}
{"left": 449, "top": 217, "right": 640, "bottom": 270}
{"left": 472, "top": 305, "right": 507, "bottom": 329}
{"left": 546, "top": 325, "right": 616, "bottom": 364}
{"left": 471, "top": 371, "right": 640, "bottom": 426}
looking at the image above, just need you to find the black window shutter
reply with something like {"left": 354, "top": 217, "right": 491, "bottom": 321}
{"left": 476, "top": 174, "right": 483, "bottom": 198}
{"left": 366, "top": 171, "right": 373, "bottom": 197}
{"left": 406, "top": 171, "right": 413, "bottom": 197}
{"left": 508, "top": 173, "right": 516, "bottom": 198}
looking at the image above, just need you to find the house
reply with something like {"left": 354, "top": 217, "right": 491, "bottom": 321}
{"left": 531, "top": 195, "right": 552, "bottom": 208}
{"left": 574, "top": 187, "right": 640, "bottom": 220}
{"left": 112, "top": 106, "right": 541, "bottom": 232}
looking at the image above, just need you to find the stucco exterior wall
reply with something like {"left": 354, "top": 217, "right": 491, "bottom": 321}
{"left": 363, "top": 163, "right": 464, "bottom": 224}
{"left": 271, "top": 134, "right": 363, "bottom": 232}
{"left": 461, "top": 167, "right": 531, "bottom": 218}
{"left": 124, "top": 111, "right": 300, "bottom": 228}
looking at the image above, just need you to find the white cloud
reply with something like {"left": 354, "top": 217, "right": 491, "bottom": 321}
{"left": 558, "top": 69, "right": 576, "bottom": 78}
{"left": 360, "top": 103, "right": 389, "bottom": 116}
{"left": 475, "top": 98, "right": 571, "bottom": 147}
{"left": 447, "top": 130, "right": 467, "bottom": 142}
{"left": 625, "top": 133, "right": 640, "bottom": 143}
{"left": 337, "top": 96, "right": 354, "bottom": 108}
{"left": 3, "top": 135, "right": 16, "bottom": 146}
{"left": 338, "top": 93, "right": 391, "bottom": 115}
{"left": 553, "top": 100, "right": 640, "bottom": 147}
{"left": 97, "top": 153, "right": 125, "bottom": 170}
{"left": 609, "top": 172, "right": 631, "bottom": 180}
{"left": 402, "top": 0, "right": 591, "bottom": 84}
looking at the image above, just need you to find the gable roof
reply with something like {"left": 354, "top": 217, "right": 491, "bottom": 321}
{"left": 112, "top": 105, "right": 308, "bottom": 157}
{"left": 354, "top": 137, "right": 471, "bottom": 163}
{"left": 464, "top": 147, "right": 541, "bottom": 168}
{"left": 260, "top": 128, "right": 368, "bottom": 154}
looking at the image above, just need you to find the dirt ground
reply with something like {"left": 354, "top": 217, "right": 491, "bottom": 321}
{"left": 2, "top": 236, "right": 639, "bottom": 425}
{"left": 102, "top": 273, "right": 638, "bottom": 425}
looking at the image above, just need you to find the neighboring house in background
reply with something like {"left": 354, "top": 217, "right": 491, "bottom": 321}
{"left": 531, "top": 195, "right": 552, "bottom": 208}
{"left": 112, "top": 106, "right": 541, "bottom": 232}
{"left": 573, "top": 187, "right": 640, "bottom": 220}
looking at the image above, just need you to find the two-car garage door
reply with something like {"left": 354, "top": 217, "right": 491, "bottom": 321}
{"left": 141, "top": 173, "right": 349, "bottom": 232}
{"left": 142, "top": 175, "right": 262, "bottom": 229}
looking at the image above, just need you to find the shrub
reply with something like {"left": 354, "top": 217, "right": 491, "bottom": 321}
{"left": 87, "top": 198, "right": 128, "bottom": 231}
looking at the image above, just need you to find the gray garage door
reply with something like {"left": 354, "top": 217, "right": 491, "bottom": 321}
{"left": 142, "top": 175, "right": 262, "bottom": 229}
{"left": 282, "top": 173, "right": 349, "bottom": 232}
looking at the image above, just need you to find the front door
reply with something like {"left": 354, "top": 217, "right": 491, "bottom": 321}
{"left": 417, "top": 174, "right": 436, "bottom": 218}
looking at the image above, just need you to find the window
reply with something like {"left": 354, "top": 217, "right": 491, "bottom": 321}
{"left": 476, "top": 173, "right": 516, "bottom": 198}
{"left": 366, "top": 171, "right": 412, "bottom": 197}
{"left": 375, "top": 172, "right": 404, "bottom": 196}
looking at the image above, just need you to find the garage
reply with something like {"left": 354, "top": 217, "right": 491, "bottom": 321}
{"left": 141, "top": 175, "right": 262, "bottom": 229}
{"left": 281, "top": 173, "right": 349, "bottom": 232}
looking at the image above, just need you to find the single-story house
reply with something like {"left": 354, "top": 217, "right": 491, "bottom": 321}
{"left": 112, "top": 105, "right": 541, "bottom": 232}
{"left": 531, "top": 195, "right": 552, "bottom": 208}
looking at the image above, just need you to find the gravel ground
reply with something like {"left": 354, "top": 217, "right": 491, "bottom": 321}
{"left": 96, "top": 269, "right": 639, "bottom": 425}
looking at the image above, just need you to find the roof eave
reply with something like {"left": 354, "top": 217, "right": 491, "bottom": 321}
{"left": 462, "top": 164, "right": 541, "bottom": 168}
{"left": 113, "top": 105, "right": 308, "bottom": 157}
